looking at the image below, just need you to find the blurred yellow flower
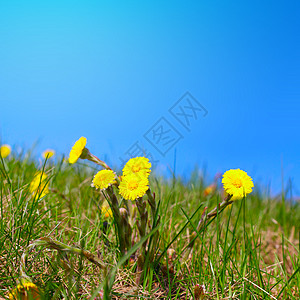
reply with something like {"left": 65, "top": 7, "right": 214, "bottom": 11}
{"left": 0, "top": 144, "right": 11, "bottom": 158}
{"left": 119, "top": 174, "right": 149, "bottom": 201}
{"left": 222, "top": 169, "right": 253, "bottom": 200}
{"left": 91, "top": 170, "right": 116, "bottom": 190}
{"left": 203, "top": 183, "right": 216, "bottom": 197}
{"left": 9, "top": 282, "right": 40, "bottom": 300}
{"left": 102, "top": 205, "right": 113, "bottom": 218}
{"left": 42, "top": 149, "right": 55, "bottom": 159}
{"left": 122, "top": 157, "right": 151, "bottom": 178}
{"left": 69, "top": 137, "right": 87, "bottom": 164}
{"left": 29, "top": 171, "right": 49, "bottom": 198}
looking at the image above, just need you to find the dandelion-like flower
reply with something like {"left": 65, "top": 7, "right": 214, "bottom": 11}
{"left": 29, "top": 171, "right": 49, "bottom": 198}
{"left": 91, "top": 170, "right": 116, "bottom": 190}
{"left": 42, "top": 149, "right": 55, "bottom": 159}
{"left": 101, "top": 204, "right": 113, "bottom": 218}
{"left": 119, "top": 174, "right": 149, "bottom": 201}
{"left": 222, "top": 169, "right": 254, "bottom": 200}
{"left": 9, "top": 282, "right": 40, "bottom": 300}
{"left": 68, "top": 137, "right": 87, "bottom": 164}
{"left": 0, "top": 144, "right": 11, "bottom": 158}
{"left": 122, "top": 157, "right": 151, "bottom": 178}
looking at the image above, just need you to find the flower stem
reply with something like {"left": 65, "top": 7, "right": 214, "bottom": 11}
{"left": 106, "top": 187, "right": 126, "bottom": 256}
{"left": 184, "top": 195, "right": 233, "bottom": 259}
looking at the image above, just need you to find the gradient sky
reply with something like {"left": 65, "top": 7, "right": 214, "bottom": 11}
{"left": 0, "top": 1, "right": 299, "bottom": 197}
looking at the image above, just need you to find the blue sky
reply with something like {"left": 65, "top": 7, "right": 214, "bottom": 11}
{"left": 0, "top": 1, "right": 299, "bottom": 196}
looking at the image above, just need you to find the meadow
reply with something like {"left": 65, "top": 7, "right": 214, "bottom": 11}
{"left": 0, "top": 141, "right": 299, "bottom": 299}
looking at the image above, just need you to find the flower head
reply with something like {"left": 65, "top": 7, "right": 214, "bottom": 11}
{"left": 222, "top": 169, "right": 254, "bottom": 200}
{"left": 101, "top": 203, "right": 113, "bottom": 218}
{"left": 9, "top": 282, "right": 40, "bottom": 300}
{"left": 0, "top": 144, "right": 11, "bottom": 158}
{"left": 119, "top": 174, "right": 149, "bottom": 201}
{"left": 122, "top": 157, "right": 151, "bottom": 178}
{"left": 42, "top": 149, "right": 55, "bottom": 159}
{"left": 91, "top": 170, "right": 116, "bottom": 190}
{"left": 29, "top": 171, "right": 49, "bottom": 198}
{"left": 69, "top": 137, "right": 87, "bottom": 164}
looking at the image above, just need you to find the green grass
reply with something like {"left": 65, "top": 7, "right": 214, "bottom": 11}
{"left": 0, "top": 153, "right": 299, "bottom": 299}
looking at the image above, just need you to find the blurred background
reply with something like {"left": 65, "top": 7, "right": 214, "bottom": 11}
{"left": 0, "top": 0, "right": 299, "bottom": 196}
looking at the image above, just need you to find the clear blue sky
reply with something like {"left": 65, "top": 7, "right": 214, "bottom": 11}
{"left": 0, "top": 1, "right": 299, "bottom": 196}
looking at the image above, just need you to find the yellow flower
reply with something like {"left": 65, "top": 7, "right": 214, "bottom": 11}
{"left": 122, "top": 157, "right": 151, "bottom": 178}
{"left": 101, "top": 203, "right": 113, "bottom": 218}
{"left": 68, "top": 137, "right": 87, "bottom": 164}
{"left": 9, "top": 282, "right": 40, "bottom": 300}
{"left": 119, "top": 174, "right": 149, "bottom": 201}
{"left": 0, "top": 144, "right": 11, "bottom": 158}
{"left": 222, "top": 169, "right": 254, "bottom": 200}
{"left": 91, "top": 170, "right": 116, "bottom": 190}
{"left": 203, "top": 183, "right": 216, "bottom": 197}
{"left": 29, "top": 171, "right": 49, "bottom": 197}
{"left": 42, "top": 149, "right": 55, "bottom": 159}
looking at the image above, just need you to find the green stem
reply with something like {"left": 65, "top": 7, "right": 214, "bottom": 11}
{"left": 106, "top": 187, "right": 125, "bottom": 256}
{"left": 146, "top": 189, "right": 156, "bottom": 220}
{"left": 135, "top": 197, "right": 148, "bottom": 284}
{"left": 120, "top": 208, "right": 132, "bottom": 250}
{"left": 136, "top": 197, "right": 148, "bottom": 240}
{"left": 184, "top": 195, "right": 233, "bottom": 258}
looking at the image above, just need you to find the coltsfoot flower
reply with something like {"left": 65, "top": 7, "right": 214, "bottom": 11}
{"left": 9, "top": 281, "right": 40, "bottom": 300}
{"left": 0, "top": 144, "right": 11, "bottom": 158}
{"left": 91, "top": 170, "right": 116, "bottom": 190}
{"left": 119, "top": 174, "right": 149, "bottom": 201}
{"left": 42, "top": 149, "right": 55, "bottom": 159}
{"left": 68, "top": 137, "right": 87, "bottom": 164}
{"left": 122, "top": 157, "right": 151, "bottom": 178}
{"left": 222, "top": 169, "right": 254, "bottom": 200}
{"left": 29, "top": 171, "right": 49, "bottom": 198}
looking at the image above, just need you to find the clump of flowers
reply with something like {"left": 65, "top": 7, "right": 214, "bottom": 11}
{"left": 42, "top": 149, "right": 55, "bottom": 159}
{"left": 0, "top": 144, "right": 11, "bottom": 158}
{"left": 9, "top": 137, "right": 255, "bottom": 299}
{"left": 67, "top": 137, "right": 256, "bottom": 285}
{"left": 29, "top": 171, "right": 49, "bottom": 198}
{"left": 120, "top": 156, "right": 151, "bottom": 200}
{"left": 222, "top": 168, "right": 254, "bottom": 200}
{"left": 68, "top": 137, "right": 157, "bottom": 281}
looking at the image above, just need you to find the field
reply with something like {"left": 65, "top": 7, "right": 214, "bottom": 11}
{"left": 0, "top": 147, "right": 299, "bottom": 299}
